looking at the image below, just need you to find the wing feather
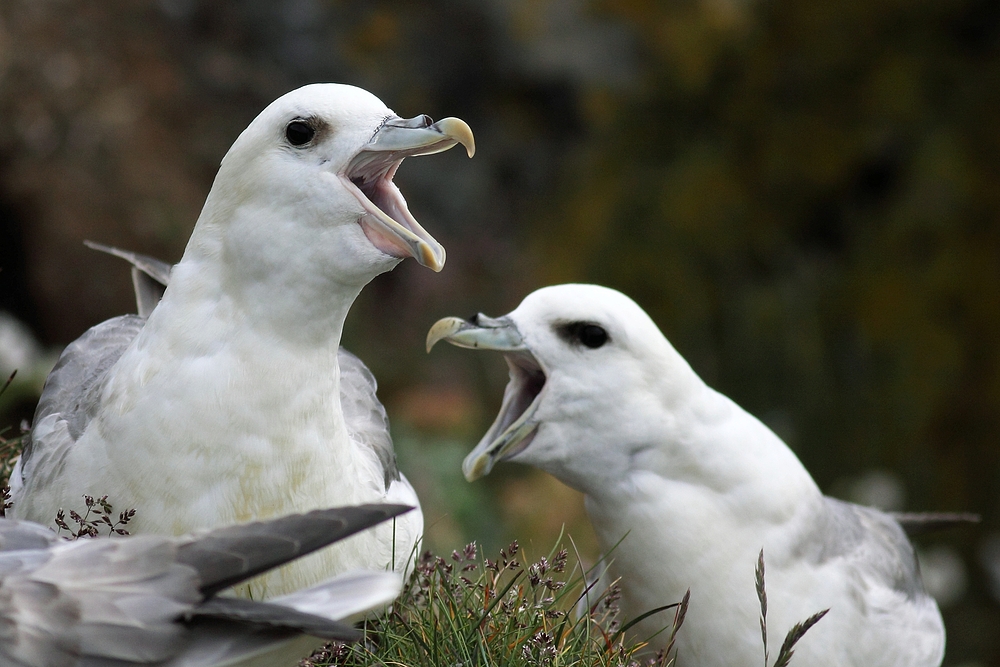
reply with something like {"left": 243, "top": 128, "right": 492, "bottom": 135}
{"left": 186, "top": 597, "right": 360, "bottom": 641}
{"left": 338, "top": 349, "right": 399, "bottom": 490}
{"left": 0, "top": 505, "right": 411, "bottom": 665}
{"left": 83, "top": 241, "right": 172, "bottom": 318}
{"left": 0, "top": 520, "right": 60, "bottom": 552}
{"left": 16, "top": 315, "right": 145, "bottom": 493}
{"left": 176, "top": 504, "right": 412, "bottom": 597}
{"left": 802, "top": 497, "right": 926, "bottom": 600}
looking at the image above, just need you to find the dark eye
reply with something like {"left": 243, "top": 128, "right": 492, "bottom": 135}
{"left": 557, "top": 322, "right": 609, "bottom": 349}
{"left": 285, "top": 120, "right": 315, "bottom": 146}
{"left": 577, "top": 324, "right": 608, "bottom": 348}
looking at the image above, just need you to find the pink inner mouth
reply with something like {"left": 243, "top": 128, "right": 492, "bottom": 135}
{"left": 359, "top": 216, "right": 409, "bottom": 259}
{"left": 343, "top": 148, "right": 443, "bottom": 265}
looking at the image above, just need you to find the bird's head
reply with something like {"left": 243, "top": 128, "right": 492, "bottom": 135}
{"left": 198, "top": 83, "right": 474, "bottom": 288}
{"left": 427, "top": 284, "right": 701, "bottom": 490}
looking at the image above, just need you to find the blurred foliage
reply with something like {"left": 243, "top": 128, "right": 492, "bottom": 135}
{"left": 0, "top": 0, "right": 998, "bottom": 662}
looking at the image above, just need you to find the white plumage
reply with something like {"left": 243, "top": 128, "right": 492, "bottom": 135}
{"left": 427, "top": 283, "right": 945, "bottom": 667}
{"left": 10, "top": 83, "right": 475, "bottom": 598}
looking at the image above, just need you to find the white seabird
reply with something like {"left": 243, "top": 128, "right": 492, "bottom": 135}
{"left": 427, "top": 283, "right": 946, "bottom": 667}
{"left": 0, "top": 503, "right": 410, "bottom": 666}
{"left": 9, "top": 83, "right": 475, "bottom": 598}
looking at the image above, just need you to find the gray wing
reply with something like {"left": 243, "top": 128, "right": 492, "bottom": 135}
{"left": 17, "top": 315, "right": 146, "bottom": 487}
{"left": 0, "top": 520, "right": 59, "bottom": 578}
{"left": 338, "top": 349, "right": 400, "bottom": 490}
{"left": 14, "top": 241, "right": 164, "bottom": 494}
{"left": 796, "top": 497, "right": 927, "bottom": 600}
{"left": 0, "top": 519, "right": 60, "bottom": 552}
{"left": 0, "top": 535, "right": 199, "bottom": 667}
{"left": 185, "top": 597, "right": 359, "bottom": 641}
{"left": 176, "top": 504, "right": 413, "bottom": 597}
{"left": 84, "top": 240, "right": 172, "bottom": 319}
{"left": 0, "top": 506, "right": 412, "bottom": 666}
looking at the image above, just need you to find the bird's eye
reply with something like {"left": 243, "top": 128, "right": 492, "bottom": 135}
{"left": 285, "top": 120, "right": 315, "bottom": 146}
{"left": 577, "top": 324, "right": 609, "bottom": 348}
{"left": 557, "top": 322, "right": 609, "bottom": 349}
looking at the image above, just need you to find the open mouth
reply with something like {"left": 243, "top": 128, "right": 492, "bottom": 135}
{"left": 341, "top": 153, "right": 443, "bottom": 269}
{"left": 424, "top": 312, "right": 542, "bottom": 480}
{"left": 463, "top": 346, "right": 549, "bottom": 481}
{"left": 340, "top": 116, "right": 474, "bottom": 272}
{"left": 482, "top": 350, "right": 547, "bottom": 460}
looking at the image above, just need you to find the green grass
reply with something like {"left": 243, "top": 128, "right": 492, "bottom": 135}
{"left": 756, "top": 548, "right": 829, "bottom": 667}
{"left": 301, "top": 538, "right": 686, "bottom": 667}
{"left": 294, "top": 542, "right": 829, "bottom": 667}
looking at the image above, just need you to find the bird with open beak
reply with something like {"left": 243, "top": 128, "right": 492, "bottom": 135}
{"left": 9, "top": 84, "right": 475, "bottom": 599}
{"left": 427, "top": 283, "right": 945, "bottom": 667}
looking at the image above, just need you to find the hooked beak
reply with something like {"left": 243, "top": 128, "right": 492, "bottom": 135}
{"left": 427, "top": 314, "right": 545, "bottom": 481}
{"left": 342, "top": 114, "right": 475, "bottom": 272}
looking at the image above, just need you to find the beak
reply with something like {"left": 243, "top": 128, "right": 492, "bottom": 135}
{"left": 368, "top": 115, "right": 475, "bottom": 158}
{"left": 427, "top": 314, "right": 545, "bottom": 481}
{"left": 426, "top": 314, "right": 525, "bottom": 353}
{"left": 342, "top": 114, "right": 475, "bottom": 272}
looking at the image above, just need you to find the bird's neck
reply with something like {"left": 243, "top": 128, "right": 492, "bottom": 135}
{"left": 582, "top": 383, "right": 823, "bottom": 526}
{"left": 171, "top": 211, "right": 370, "bottom": 349}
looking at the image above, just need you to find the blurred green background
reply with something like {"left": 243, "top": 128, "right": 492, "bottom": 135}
{"left": 0, "top": 0, "right": 997, "bottom": 662}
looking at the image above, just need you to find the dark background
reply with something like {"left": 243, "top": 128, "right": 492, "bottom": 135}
{"left": 0, "top": 0, "right": 997, "bottom": 662}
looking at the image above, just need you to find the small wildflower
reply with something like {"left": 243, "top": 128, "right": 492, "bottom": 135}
{"left": 552, "top": 548, "right": 569, "bottom": 572}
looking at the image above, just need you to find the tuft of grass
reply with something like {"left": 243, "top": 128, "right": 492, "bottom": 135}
{"left": 0, "top": 425, "right": 25, "bottom": 508}
{"left": 0, "top": 418, "right": 136, "bottom": 536}
{"left": 756, "top": 548, "right": 829, "bottom": 667}
{"left": 54, "top": 494, "right": 136, "bottom": 539}
{"left": 0, "top": 415, "right": 24, "bottom": 518}
{"left": 302, "top": 539, "right": 688, "bottom": 667}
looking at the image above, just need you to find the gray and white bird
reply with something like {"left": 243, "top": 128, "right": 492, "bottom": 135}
{"left": 9, "top": 83, "right": 475, "bottom": 598}
{"left": 0, "top": 503, "right": 410, "bottom": 666}
{"left": 427, "top": 284, "right": 945, "bottom": 667}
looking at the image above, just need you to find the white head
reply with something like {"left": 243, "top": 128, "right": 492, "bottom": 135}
{"left": 427, "top": 284, "right": 704, "bottom": 493}
{"left": 181, "top": 83, "right": 474, "bottom": 323}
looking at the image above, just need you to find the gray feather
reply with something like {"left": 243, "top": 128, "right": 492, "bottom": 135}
{"left": 176, "top": 504, "right": 412, "bottom": 597}
{"left": 0, "top": 504, "right": 409, "bottom": 665}
{"left": 131, "top": 267, "right": 168, "bottom": 319}
{"left": 84, "top": 241, "right": 173, "bottom": 319}
{"left": 0, "top": 520, "right": 60, "bottom": 552}
{"left": 84, "top": 241, "right": 172, "bottom": 288}
{"left": 186, "top": 597, "right": 360, "bottom": 641}
{"left": 0, "top": 535, "right": 197, "bottom": 666}
{"left": 19, "top": 315, "right": 145, "bottom": 483}
{"left": 890, "top": 511, "right": 981, "bottom": 537}
{"left": 338, "top": 349, "right": 399, "bottom": 489}
{"left": 791, "top": 497, "right": 926, "bottom": 600}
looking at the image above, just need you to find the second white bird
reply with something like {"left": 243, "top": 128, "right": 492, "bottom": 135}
{"left": 427, "top": 283, "right": 945, "bottom": 667}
